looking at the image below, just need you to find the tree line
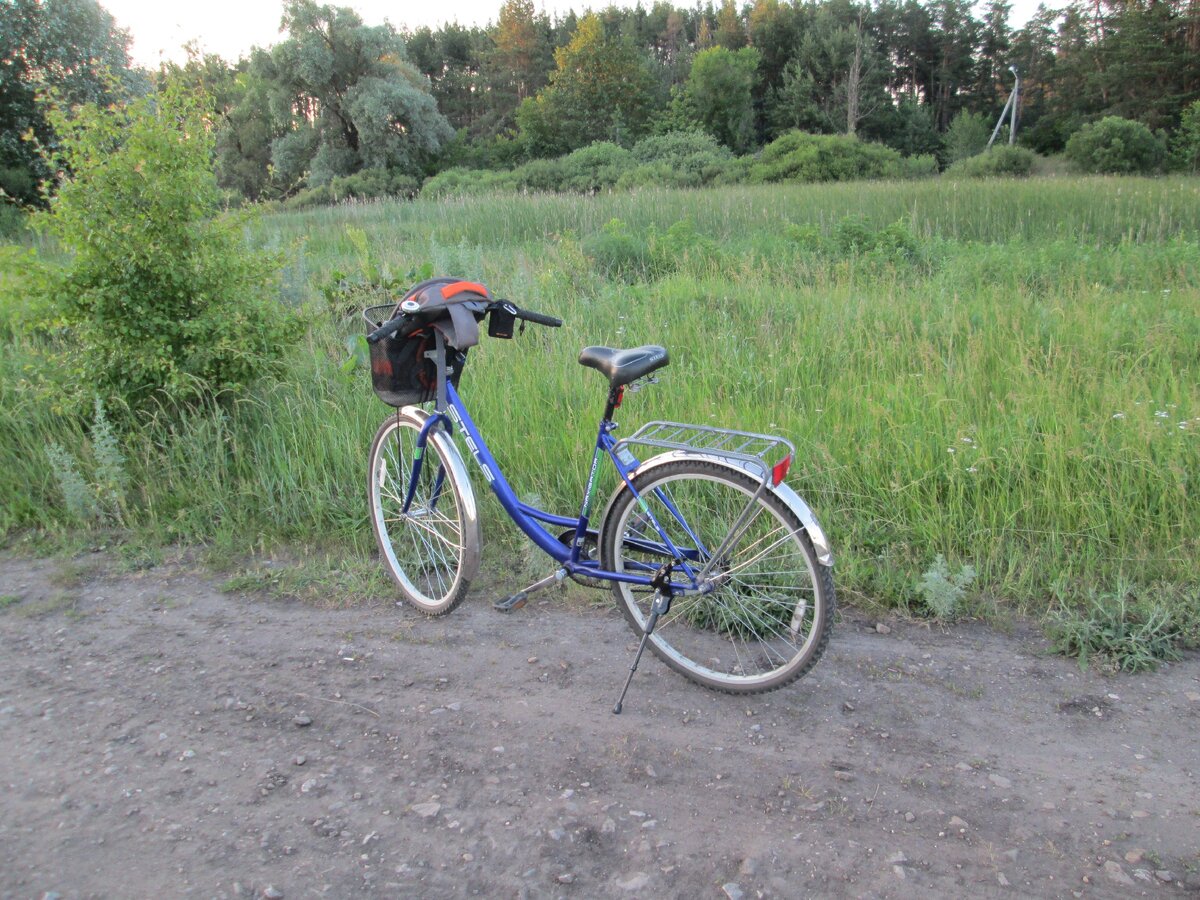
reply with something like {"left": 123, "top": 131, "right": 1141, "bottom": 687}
{"left": 2, "top": 0, "right": 1199, "bottom": 210}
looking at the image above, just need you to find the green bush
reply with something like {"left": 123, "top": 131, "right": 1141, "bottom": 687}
{"left": 421, "top": 166, "right": 515, "bottom": 198}
{"left": 1048, "top": 587, "right": 1184, "bottom": 673}
{"left": 582, "top": 218, "right": 665, "bottom": 282}
{"left": 916, "top": 554, "right": 977, "bottom": 619}
{"left": 621, "top": 130, "right": 736, "bottom": 188}
{"left": 0, "top": 245, "right": 62, "bottom": 339}
{"left": 581, "top": 217, "right": 716, "bottom": 282}
{"left": 945, "top": 145, "right": 1036, "bottom": 178}
{"left": 284, "top": 168, "right": 420, "bottom": 209}
{"left": 555, "top": 142, "right": 634, "bottom": 193}
{"left": 36, "top": 81, "right": 289, "bottom": 415}
{"left": 747, "top": 131, "right": 935, "bottom": 184}
{"left": 943, "top": 111, "right": 992, "bottom": 164}
{"left": 1170, "top": 100, "right": 1200, "bottom": 174}
{"left": 1065, "top": 116, "right": 1166, "bottom": 174}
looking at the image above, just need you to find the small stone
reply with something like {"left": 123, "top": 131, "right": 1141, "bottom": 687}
{"left": 527, "top": 657, "right": 538, "bottom": 664}
{"left": 892, "top": 866, "right": 906, "bottom": 880}
{"left": 645, "top": 765, "right": 657, "bottom": 778}
{"left": 263, "top": 888, "right": 283, "bottom": 900}
{"left": 447, "top": 702, "right": 462, "bottom": 712}
{"left": 997, "top": 873, "right": 1010, "bottom": 887}
{"left": 886, "top": 851, "right": 908, "bottom": 866}
{"left": 1133, "top": 869, "right": 1154, "bottom": 883}
{"left": 954, "top": 762, "right": 973, "bottom": 772}
{"left": 1130, "top": 810, "right": 1150, "bottom": 819}
{"left": 988, "top": 774, "right": 1012, "bottom": 789}
{"left": 1124, "top": 850, "right": 1145, "bottom": 864}
{"left": 1154, "top": 870, "right": 1175, "bottom": 883}
{"left": 300, "top": 778, "right": 318, "bottom": 793}
{"left": 875, "top": 623, "right": 891, "bottom": 635}
{"left": 738, "top": 858, "right": 758, "bottom": 876}
{"left": 834, "top": 771, "right": 855, "bottom": 782}
{"left": 721, "top": 883, "right": 744, "bottom": 900}
{"left": 1103, "top": 861, "right": 1135, "bottom": 887}
{"left": 556, "top": 874, "right": 576, "bottom": 884}
{"left": 601, "top": 817, "right": 616, "bottom": 834}
{"left": 904, "top": 812, "right": 915, "bottom": 823}
{"left": 492, "top": 746, "right": 504, "bottom": 753}
{"left": 949, "top": 816, "right": 969, "bottom": 830}
{"left": 292, "top": 715, "right": 312, "bottom": 727}
{"left": 411, "top": 801, "right": 441, "bottom": 818}
{"left": 842, "top": 701, "right": 855, "bottom": 713}
{"left": 549, "top": 827, "right": 567, "bottom": 841}
{"left": 293, "top": 755, "right": 306, "bottom": 766}
{"left": 1185, "top": 691, "right": 1200, "bottom": 702}
{"left": 617, "top": 873, "right": 651, "bottom": 892}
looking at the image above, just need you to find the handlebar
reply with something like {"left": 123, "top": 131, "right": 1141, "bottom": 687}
{"left": 511, "top": 305, "right": 562, "bottom": 328}
{"left": 365, "top": 301, "right": 561, "bottom": 344}
{"left": 365, "top": 316, "right": 419, "bottom": 344}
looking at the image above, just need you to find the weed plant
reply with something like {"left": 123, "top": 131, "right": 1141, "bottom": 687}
{"left": 2, "top": 177, "right": 1197, "bottom": 638}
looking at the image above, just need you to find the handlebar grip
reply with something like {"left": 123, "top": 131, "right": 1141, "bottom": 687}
{"left": 366, "top": 315, "right": 417, "bottom": 344}
{"left": 516, "top": 308, "right": 562, "bottom": 328}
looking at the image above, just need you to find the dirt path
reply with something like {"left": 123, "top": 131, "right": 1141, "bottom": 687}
{"left": 1, "top": 551, "right": 1198, "bottom": 899}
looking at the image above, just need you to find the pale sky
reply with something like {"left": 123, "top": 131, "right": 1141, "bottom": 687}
{"left": 103, "top": 0, "right": 1045, "bottom": 70}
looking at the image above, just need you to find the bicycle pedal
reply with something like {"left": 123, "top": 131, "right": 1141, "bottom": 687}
{"left": 492, "top": 591, "right": 528, "bottom": 612}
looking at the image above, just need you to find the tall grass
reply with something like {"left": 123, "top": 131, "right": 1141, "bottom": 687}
{"left": 2, "top": 177, "right": 1197, "bottom": 613}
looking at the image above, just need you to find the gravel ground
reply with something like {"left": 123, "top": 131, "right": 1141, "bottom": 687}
{"left": 1, "top": 550, "right": 1198, "bottom": 899}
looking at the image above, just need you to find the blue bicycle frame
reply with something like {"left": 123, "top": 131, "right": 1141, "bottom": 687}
{"left": 403, "top": 381, "right": 709, "bottom": 594}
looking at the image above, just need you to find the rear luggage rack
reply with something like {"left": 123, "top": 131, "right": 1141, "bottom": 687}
{"left": 614, "top": 421, "right": 795, "bottom": 487}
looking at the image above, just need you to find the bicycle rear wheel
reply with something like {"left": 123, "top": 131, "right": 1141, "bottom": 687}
{"left": 599, "top": 458, "right": 833, "bottom": 693}
{"left": 368, "top": 410, "right": 480, "bottom": 615}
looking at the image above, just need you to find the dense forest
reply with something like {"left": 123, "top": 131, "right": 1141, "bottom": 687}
{"left": 2, "top": 0, "right": 1199, "bottom": 210}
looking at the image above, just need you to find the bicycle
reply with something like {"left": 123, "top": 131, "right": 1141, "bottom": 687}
{"left": 364, "top": 278, "right": 834, "bottom": 713}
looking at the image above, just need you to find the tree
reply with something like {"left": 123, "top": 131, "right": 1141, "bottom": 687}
{"left": 0, "top": 0, "right": 138, "bottom": 207}
{"left": 516, "top": 14, "right": 658, "bottom": 156}
{"left": 714, "top": 0, "right": 747, "bottom": 49}
{"left": 770, "top": 5, "right": 887, "bottom": 138}
{"left": 943, "top": 110, "right": 991, "bottom": 162}
{"left": 261, "top": 0, "right": 452, "bottom": 190}
{"left": 1172, "top": 99, "right": 1200, "bottom": 172}
{"left": 974, "top": 0, "right": 1013, "bottom": 115}
{"left": 37, "top": 81, "right": 287, "bottom": 413}
{"left": 683, "top": 46, "right": 761, "bottom": 151}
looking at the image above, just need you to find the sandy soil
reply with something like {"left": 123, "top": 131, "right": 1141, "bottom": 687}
{"left": 1, "top": 550, "right": 1198, "bottom": 899}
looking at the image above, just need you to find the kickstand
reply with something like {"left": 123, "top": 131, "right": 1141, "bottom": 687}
{"left": 613, "top": 563, "right": 673, "bottom": 715}
{"left": 493, "top": 568, "right": 566, "bottom": 612}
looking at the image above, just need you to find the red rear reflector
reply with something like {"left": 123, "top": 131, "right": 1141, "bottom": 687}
{"left": 771, "top": 454, "right": 792, "bottom": 486}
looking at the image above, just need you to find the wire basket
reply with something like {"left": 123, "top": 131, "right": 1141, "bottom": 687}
{"left": 363, "top": 305, "right": 465, "bottom": 407}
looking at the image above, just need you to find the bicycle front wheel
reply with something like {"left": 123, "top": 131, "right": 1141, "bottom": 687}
{"left": 368, "top": 410, "right": 480, "bottom": 615}
{"left": 599, "top": 458, "right": 833, "bottom": 694}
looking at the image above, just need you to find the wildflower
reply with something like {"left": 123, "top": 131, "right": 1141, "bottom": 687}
{"left": 947, "top": 447, "right": 956, "bottom": 454}
{"left": 1155, "top": 410, "right": 1168, "bottom": 418}
{"left": 966, "top": 467, "right": 978, "bottom": 473}
{"left": 1112, "top": 413, "right": 1126, "bottom": 419}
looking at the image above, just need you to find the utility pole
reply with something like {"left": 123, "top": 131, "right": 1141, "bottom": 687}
{"left": 987, "top": 66, "right": 1020, "bottom": 149}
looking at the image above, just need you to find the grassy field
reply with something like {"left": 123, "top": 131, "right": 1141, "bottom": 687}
{"left": 3, "top": 176, "right": 1198, "bottom": 632}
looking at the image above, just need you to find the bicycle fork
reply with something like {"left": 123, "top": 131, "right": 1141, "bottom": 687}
{"left": 613, "top": 562, "right": 674, "bottom": 715}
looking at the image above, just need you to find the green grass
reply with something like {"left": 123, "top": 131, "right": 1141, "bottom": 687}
{"left": 2, "top": 176, "right": 1198, "bottom": 623}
